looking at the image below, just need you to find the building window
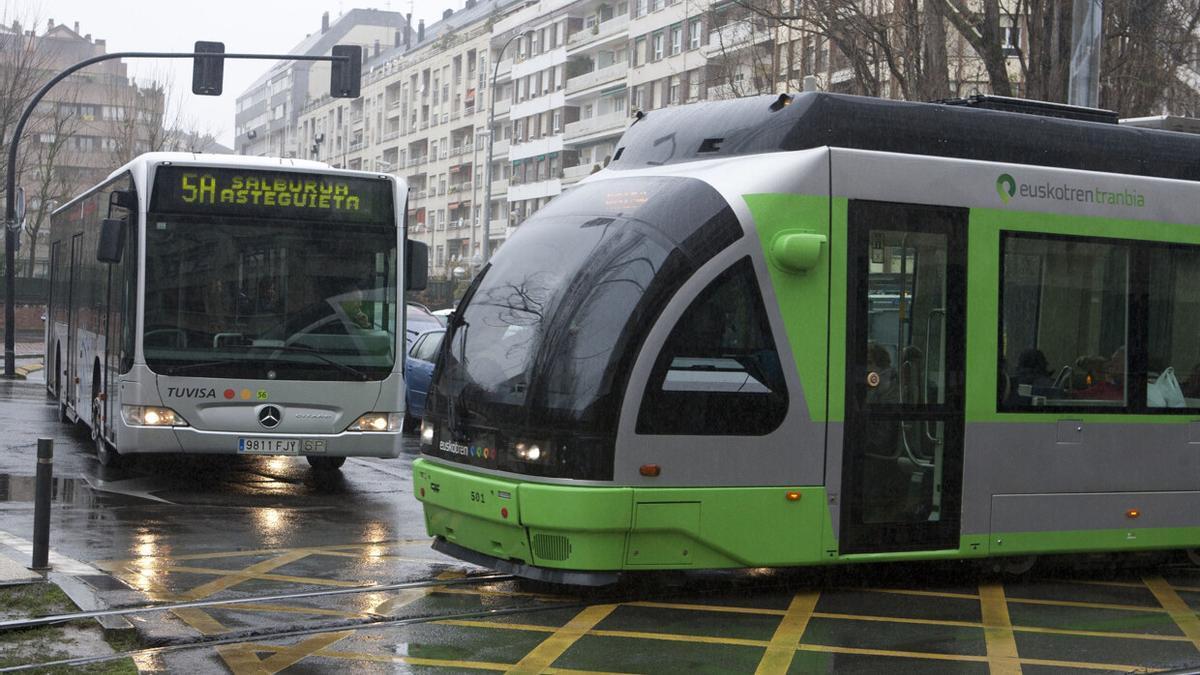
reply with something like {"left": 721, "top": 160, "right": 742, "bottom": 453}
{"left": 668, "top": 76, "right": 680, "bottom": 105}
{"left": 689, "top": 18, "right": 702, "bottom": 50}
{"left": 670, "top": 24, "right": 683, "bottom": 55}
{"left": 653, "top": 32, "right": 664, "bottom": 60}
{"left": 634, "top": 37, "right": 646, "bottom": 66}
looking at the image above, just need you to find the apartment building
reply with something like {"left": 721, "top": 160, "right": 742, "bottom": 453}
{"left": 235, "top": 9, "right": 409, "bottom": 158}
{"left": 297, "top": 1, "right": 523, "bottom": 278}
{"left": 4, "top": 19, "right": 165, "bottom": 279}
{"left": 276, "top": 0, "right": 1035, "bottom": 280}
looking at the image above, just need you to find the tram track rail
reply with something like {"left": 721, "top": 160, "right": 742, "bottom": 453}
{"left": 0, "top": 595, "right": 592, "bottom": 673}
{"left": 0, "top": 571, "right": 516, "bottom": 633}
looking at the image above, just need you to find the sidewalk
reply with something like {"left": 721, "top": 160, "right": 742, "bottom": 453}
{"left": 15, "top": 341, "right": 42, "bottom": 357}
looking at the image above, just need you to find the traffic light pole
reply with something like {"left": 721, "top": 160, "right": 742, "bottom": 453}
{"left": 4, "top": 49, "right": 356, "bottom": 379}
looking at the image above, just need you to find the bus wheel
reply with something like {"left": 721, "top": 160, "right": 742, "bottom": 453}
{"left": 1186, "top": 549, "right": 1200, "bottom": 567}
{"left": 95, "top": 434, "right": 122, "bottom": 468}
{"left": 307, "top": 456, "right": 346, "bottom": 472}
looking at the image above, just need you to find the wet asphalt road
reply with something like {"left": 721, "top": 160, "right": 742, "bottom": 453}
{"left": 5, "top": 373, "right": 1200, "bottom": 673}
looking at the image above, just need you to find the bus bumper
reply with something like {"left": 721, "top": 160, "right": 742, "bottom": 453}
{"left": 115, "top": 421, "right": 402, "bottom": 458}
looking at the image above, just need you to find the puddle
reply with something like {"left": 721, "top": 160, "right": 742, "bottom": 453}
{"left": 0, "top": 474, "right": 97, "bottom": 507}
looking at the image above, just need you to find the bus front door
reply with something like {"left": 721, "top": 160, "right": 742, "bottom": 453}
{"left": 840, "top": 201, "right": 967, "bottom": 555}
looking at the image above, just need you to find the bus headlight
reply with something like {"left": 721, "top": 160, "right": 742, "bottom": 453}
{"left": 420, "top": 420, "right": 435, "bottom": 446}
{"left": 347, "top": 412, "right": 402, "bottom": 432}
{"left": 122, "top": 405, "right": 188, "bottom": 427}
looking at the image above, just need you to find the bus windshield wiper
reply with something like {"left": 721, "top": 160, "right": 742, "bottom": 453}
{"left": 233, "top": 344, "right": 372, "bottom": 382}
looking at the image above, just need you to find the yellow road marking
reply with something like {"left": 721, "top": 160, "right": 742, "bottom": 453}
{"left": 814, "top": 611, "right": 981, "bottom": 629}
{"left": 168, "top": 565, "right": 368, "bottom": 589}
{"left": 371, "top": 588, "right": 429, "bottom": 616}
{"left": 979, "top": 582, "right": 1022, "bottom": 675}
{"left": 507, "top": 604, "right": 618, "bottom": 674}
{"left": 591, "top": 628, "right": 769, "bottom": 648}
{"left": 170, "top": 607, "right": 226, "bottom": 635}
{"left": 257, "top": 631, "right": 354, "bottom": 673}
{"left": 626, "top": 601, "right": 788, "bottom": 616}
{"left": 1005, "top": 596, "right": 1169, "bottom": 613}
{"left": 858, "top": 587, "right": 980, "bottom": 600}
{"left": 1011, "top": 623, "right": 1194, "bottom": 642}
{"left": 93, "top": 539, "right": 434, "bottom": 567}
{"left": 217, "top": 602, "right": 366, "bottom": 619}
{"left": 1144, "top": 575, "right": 1200, "bottom": 653}
{"left": 755, "top": 591, "right": 820, "bottom": 675}
{"left": 217, "top": 631, "right": 353, "bottom": 675}
{"left": 439, "top": 619, "right": 558, "bottom": 632}
{"left": 179, "top": 550, "right": 313, "bottom": 601}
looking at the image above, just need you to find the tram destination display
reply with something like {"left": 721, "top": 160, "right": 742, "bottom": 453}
{"left": 150, "top": 166, "right": 393, "bottom": 223}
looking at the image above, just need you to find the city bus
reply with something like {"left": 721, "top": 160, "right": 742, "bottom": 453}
{"left": 46, "top": 153, "right": 426, "bottom": 470}
{"left": 414, "top": 92, "right": 1200, "bottom": 584}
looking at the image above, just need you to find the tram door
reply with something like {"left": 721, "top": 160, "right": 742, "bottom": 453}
{"left": 840, "top": 202, "right": 967, "bottom": 554}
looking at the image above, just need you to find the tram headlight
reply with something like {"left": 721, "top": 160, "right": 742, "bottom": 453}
{"left": 121, "top": 405, "right": 188, "bottom": 427}
{"left": 514, "top": 441, "right": 548, "bottom": 463}
{"left": 347, "top": 412, "right": 402, "bottom": 432}
{"left": 420, "top": 420, "right": 435, "bottom": 446}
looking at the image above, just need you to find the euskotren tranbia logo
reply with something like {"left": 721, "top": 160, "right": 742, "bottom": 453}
{"left": 994, "top": 172, "right": 1145, "bottom": 208}
{"left": 996, "top": 173, "right": 1016, "bottom": 204}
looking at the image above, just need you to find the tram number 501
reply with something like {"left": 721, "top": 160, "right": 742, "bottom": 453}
{"left": 470, "top": 491, "right": 486, "bottom": 504}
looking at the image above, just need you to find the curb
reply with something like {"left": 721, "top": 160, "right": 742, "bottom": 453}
{"left": 50, "top": 573, "right": 137, "bottom": 637}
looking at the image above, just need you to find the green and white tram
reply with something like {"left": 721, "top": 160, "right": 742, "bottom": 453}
{"left": 414, "top": 93, "right": 1200, "bottom": 584}
{"left": 47, "top": 153, "right": 426, "bottom": 470}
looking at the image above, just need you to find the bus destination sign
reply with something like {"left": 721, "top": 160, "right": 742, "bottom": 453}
{"left": 150, "top": 166, "right": 393, "bottom": 223}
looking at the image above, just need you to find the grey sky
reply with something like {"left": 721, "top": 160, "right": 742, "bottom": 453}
{"left": 15, "top": 1, "right": 456, "bottom": 147}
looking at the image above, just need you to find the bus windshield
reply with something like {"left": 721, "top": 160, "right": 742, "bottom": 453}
{"left": 142, "top": 214, "right": 397, "bottom": 381}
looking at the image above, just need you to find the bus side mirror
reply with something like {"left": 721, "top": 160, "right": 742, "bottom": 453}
{"left": 97, "top": 218, "right": 126, "bottom": 264}
{"left": 405, "top": 239, "right": 428, "bottom": 291}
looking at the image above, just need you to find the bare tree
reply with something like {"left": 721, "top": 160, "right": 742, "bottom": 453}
{"left": 23, "top": 92, "right": 79, "bottom": 278}
{"left": 0, "top": 13, "right": 61, "bottom": 206}
{"left": 1101, "top": 0, "right": 1200, "bottom": 116}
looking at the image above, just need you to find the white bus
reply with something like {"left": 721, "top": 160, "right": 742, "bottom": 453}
{"left": 46, "top": 153, "right": 427, "bottom": 470}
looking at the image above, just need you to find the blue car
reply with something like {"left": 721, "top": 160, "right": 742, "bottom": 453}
{"left": 406, "top": 303, "right": 442, "bottom": 350}
{"left": 404, "top": 328, "right": 444, "bottom": 429}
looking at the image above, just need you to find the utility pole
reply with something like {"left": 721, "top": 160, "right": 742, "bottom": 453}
{"left": 1068, "top": 0, "right": 1103, "bottom": 108}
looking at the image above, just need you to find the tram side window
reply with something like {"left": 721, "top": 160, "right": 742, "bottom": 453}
{"left": 1000, "top": 235, "right": 1128, "bottom": 409}
{"left": 1146, "top": 246, "right": 1200, "bottom": 408}
{"left": 636, "top": 257, "right": 788, "bottom": 435}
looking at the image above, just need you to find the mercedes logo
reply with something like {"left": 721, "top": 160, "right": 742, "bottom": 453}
{"left": 257, "top": 405, "right": 282, "bottom": 429}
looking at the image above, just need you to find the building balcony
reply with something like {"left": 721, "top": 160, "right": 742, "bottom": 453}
{"left": 488, "top": 178, "right": 509, "bottom": 196}
{"left": 564, "top": 110, "right": 629, "bottom": 142}
{"left": 566, "top": 62, "right": 627, "bottom": 96}
{"left": 492, "top": 96, "right": 511, "bottom": 117}
{"left": 704, "top": 20, "right": 772, "bottom": 56}
{"left": 449, "top": 143, "right": 475, "bottom": 157}
{"left": 491, "top": 137, "right": 510, "bottom": 157}
{"left": 508, "top": 178, "right": 562, "bottom": 202}
{"left": 567, "top": 15, "right": 629, "bottom": 51}
{"left": 382, "top": 129, "right": 401, "bottom": 142}
{"left": 562, "top": 163, "right": 596, "bottom": 184}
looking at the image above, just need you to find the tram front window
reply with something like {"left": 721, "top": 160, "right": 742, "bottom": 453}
{"left": 143, "top": 215, "right": 398, "bottom": 381}
{"left": 426, "top": 177, "right": 742, "bottom": 480}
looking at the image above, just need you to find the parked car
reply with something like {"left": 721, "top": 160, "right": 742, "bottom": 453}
{"left": 404, "top": 328, "right": 444, "bottom": 428}
{"left": 406, "top": 303, "right": 442, "bottom": 350}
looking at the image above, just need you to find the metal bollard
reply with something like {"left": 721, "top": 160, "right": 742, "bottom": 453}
{"left": 31, "top": 438, "right": 52, "bottom": 571}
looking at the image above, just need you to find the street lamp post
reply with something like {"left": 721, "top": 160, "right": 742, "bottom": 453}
{"left": 481, "top": 30, "right": 530, "bottom": 263}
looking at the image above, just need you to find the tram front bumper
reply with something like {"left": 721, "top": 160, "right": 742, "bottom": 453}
{"left": 413, "top": 458, "right": 634, "bottom": 575}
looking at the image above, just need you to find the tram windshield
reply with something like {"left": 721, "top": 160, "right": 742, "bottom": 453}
{"left": 428, "top": 177, "right": 742, "bottom": 478}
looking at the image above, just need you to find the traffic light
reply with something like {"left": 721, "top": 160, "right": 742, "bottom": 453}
{"left": 192, "top": 41, "right": 225, "bottom": 96}
{"left": 330, "top": 45, "right": 362, "bottom": 99}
